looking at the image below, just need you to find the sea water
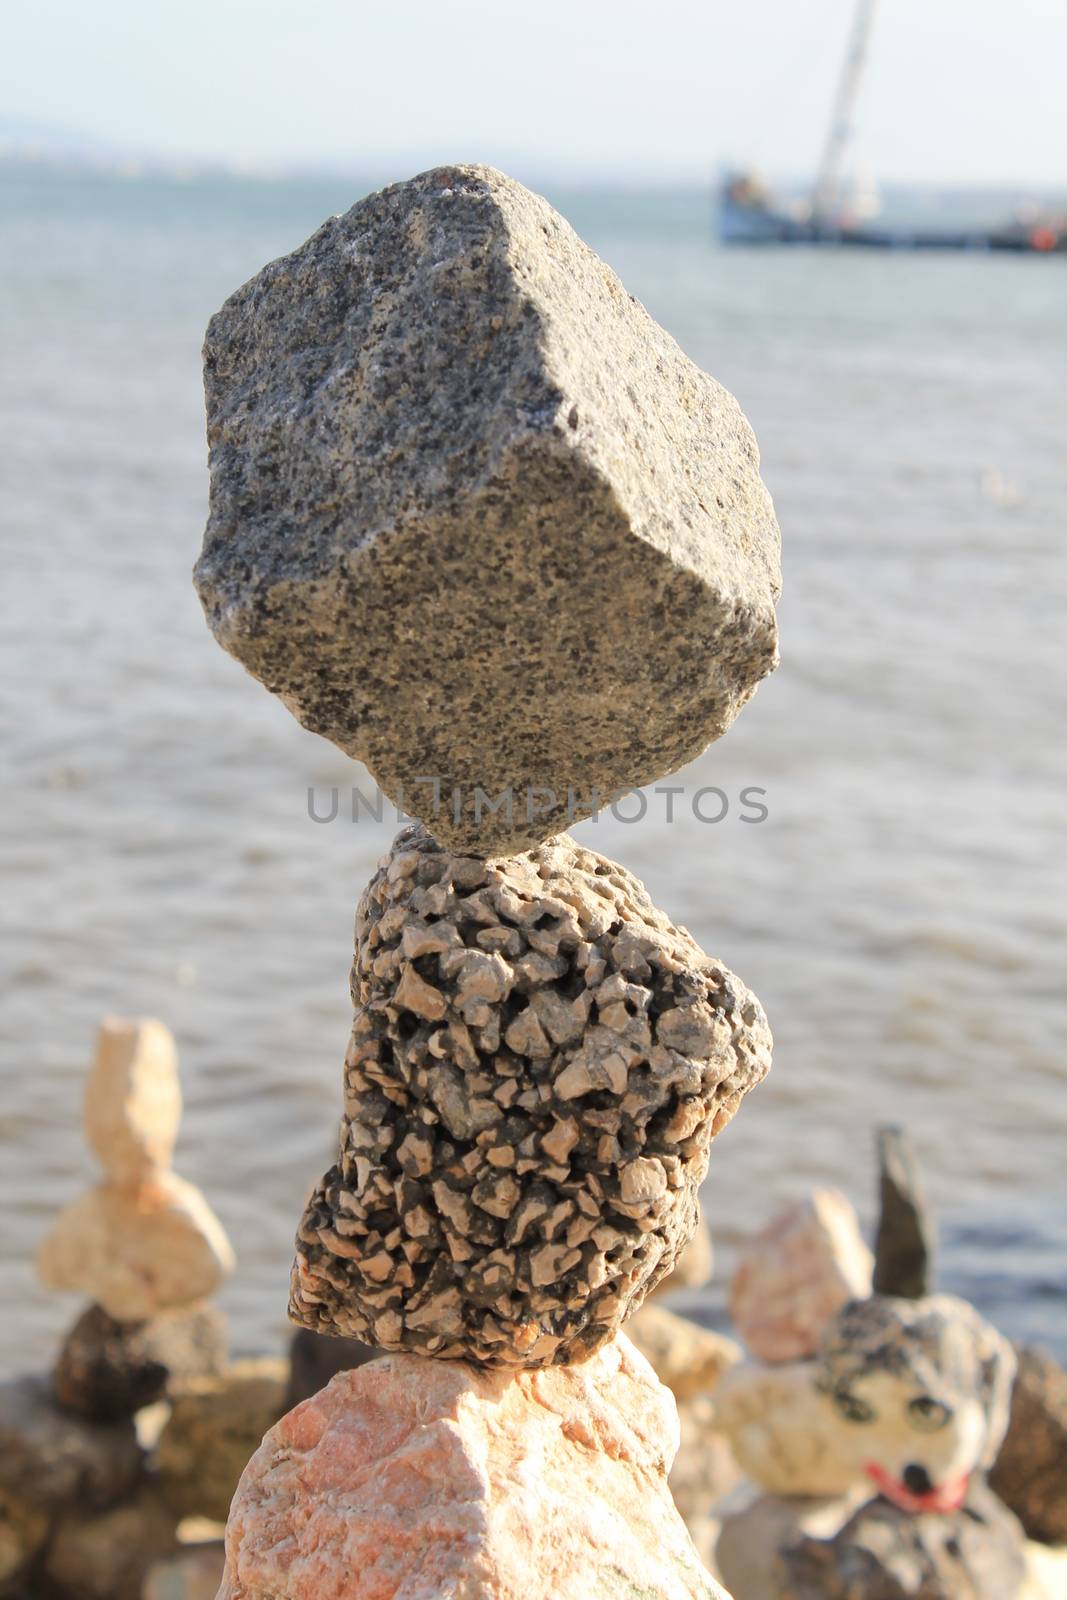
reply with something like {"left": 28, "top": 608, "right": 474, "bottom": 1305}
{"left": 2, "top": 170, "right": 1065, "bottom": 1370}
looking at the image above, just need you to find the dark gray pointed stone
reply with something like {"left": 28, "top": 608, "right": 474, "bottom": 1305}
{"left": 873, "top": 1125, "right": 934, "bottom": 1300}
{"left": 195, "top": 164, "right": 781, "bottom": 855}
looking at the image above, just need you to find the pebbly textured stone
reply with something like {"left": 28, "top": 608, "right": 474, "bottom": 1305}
{"left": 626, "top": 1302, "right": 741, "bottom": 1401}
{"left": 0, "top": 1375, "right": 141, "bottom": 1511}
{"left": 284, "top": 1327, "right": 379, "bottom": 1412}
{"left": 652, "top": 1208, "right": 715, "bottom": 1297}
{"left": 730, "top": 1190, "right": 873, "bottom": 1364}
{"left": 713, "top": 1360, "right": 865, "bottom": 1498}
{"left": 157, "top": 1358, "right": 289, "bottom": 1524}
{"left": 290, "top": 825, "right": 771, "bottom": 1366}
{"left": 83, "top": 1016, "right": 181, "bottom": 1187}
{"left": 195, "top": 163, "right": 781, "bottom": 856}
{"left": 775, "top": 1479, "right": 1027, "bottom": 1600}
{"left": 53, "top": 1302, "right": 229, "bottom": 1421}
{"left": 37, "top": 1173, "right": 235, "bottom": 1322}
{"left": 41, "top": 1485, "right": 179, "bottom": 1600}
{"left": 216, "top": 1336, "right": 729, "bottom": 1600}
{"left": 814, "top": 1295, "right": 1016, "bottom": 1507}
{"left": 989, "top": 1344, "right": 1067, "bottom": 1545}
{"left": 873, "top": 1126, "right": 935, "bottom": 1301}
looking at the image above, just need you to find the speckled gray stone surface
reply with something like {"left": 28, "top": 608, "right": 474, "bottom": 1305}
{"left": 195, "top": 164, "right": 781, "bottom": 854}
{"left": 289, "top": 825, "right": 771, "bottom": 1366}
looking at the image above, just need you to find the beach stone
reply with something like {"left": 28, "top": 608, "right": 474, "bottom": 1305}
{"left": 290, "top": 825, "right": 771, "bottom": 1366}
{"left": 730, "top": 1189, "right": 873, "bottom": 1363}
{"left": 670, "top": 1394, "right": 744, "bottom": 1538}
{"left": 714, "top": 1487, "right": 867, "bottom": 1600}
{"left": 775, "top": 1478, "right": 1027, "bottom": 1600}
{"left": 652, "top": 1209, "right": 715, "bottom": 1297}
{"left": 627, "top": 1302, "right": 741, "bottom": 1401}
{"left": 0, "top": 1486, "right": 49, "bottom": 1591}
{"left": 1023, "top": 1543, "right": 1067, "bottom": 1600}
{"left": 37, "top": 1173, "right": 234, "bottom": 1322}
{"left": 815, "top": 1295, "right": 1017, "bottom": 1501}
{"left": 83, "top": 1016, "right": 181, "bottom": 1186}
{"left": 284, "top": 1327, "right": 378, "bottom": 1411}
{"left": 873, "top": 1126, "right": 934, "bottom": 1300}
{"left": 157, "top": 1357, "right": 288, "bottom": 1523}
{"left": 53, "top": 1303, "right": 228, "bottom": 1420}
{"left": 143, "top": 1541, "right": 226, "bottom": 1600}
{"left": 195, "top": 163, "right": 781, "bottom": 856}
{"left": 216, "top": 1335, "right": 729, "bottom": 1600}
{"left": 0, "top": 1374, "right": 141, "bottom": 1511}
{"left": 42, "top": 1484, "right": 179, "bottom": 1600}
{"left": 713, "top": 1360, "right": 864, "bottom": 1497}
{"left": 989, "top": 1344, "right": 1067, "bottom": 1545}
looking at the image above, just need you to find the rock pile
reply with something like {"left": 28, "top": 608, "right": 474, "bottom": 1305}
{"left": 0, "top": 1018, "right": 236, "bottom": 1600}
{"left": 197, "top": 163, "right": 782, "bottom": 1598}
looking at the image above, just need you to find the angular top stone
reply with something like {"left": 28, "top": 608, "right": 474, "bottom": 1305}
{"left": 85, "top": 1016, "right": 181, "bottom": 1186}
{"left": 195, "top": 164, "right": 781, "bottom": 854}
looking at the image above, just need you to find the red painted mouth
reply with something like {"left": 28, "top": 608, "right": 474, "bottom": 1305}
{"left": 864, "top": 1462, "right": 969, "bottom": 1515}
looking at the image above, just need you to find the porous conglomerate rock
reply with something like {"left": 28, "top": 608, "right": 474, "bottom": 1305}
{"left": 291, "top": 825, "right": 771, "bottom": 1366}
{"left": 195, "top": 163, "right": 781, "bottom": 855}
{"left": 216, "top": 1336, "right": 729, "bottom": 1600}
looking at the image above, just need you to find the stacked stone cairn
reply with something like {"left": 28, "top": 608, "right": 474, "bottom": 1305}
{"left": 192, "top": 164, "right": 782, "bottom": 1599}
{"left": 710, "top": 1133, "right": 1067, "bottom": 1599}
{"left": 0, "top": 1018, "right": 237, "bottom": 1600}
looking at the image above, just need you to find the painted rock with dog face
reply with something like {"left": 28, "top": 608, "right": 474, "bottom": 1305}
{"left": 290, "top": 825, "right": 771, "bottom": 1366}
{"left": 814, "top": 1294, "right": 1016, "bottom": 1514}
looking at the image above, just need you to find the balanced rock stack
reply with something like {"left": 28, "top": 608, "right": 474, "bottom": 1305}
{"left": 195, "top": 164, "right": 782, "bottom": 1599}
{"left": 0, "top": 1018, "right": 234, "bottom": 1600}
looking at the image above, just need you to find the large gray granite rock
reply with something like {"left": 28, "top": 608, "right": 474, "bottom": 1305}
{"left": 195, "top": 164, "right": 781, "bottom": 854}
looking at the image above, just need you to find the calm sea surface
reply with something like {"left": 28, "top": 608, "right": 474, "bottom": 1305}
{"left": 2, "top": 171, "right": 1065, "bottom": 1373}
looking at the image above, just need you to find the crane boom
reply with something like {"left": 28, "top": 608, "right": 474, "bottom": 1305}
{"left": 812, "top": 0, "right": 879, "bottom": 223}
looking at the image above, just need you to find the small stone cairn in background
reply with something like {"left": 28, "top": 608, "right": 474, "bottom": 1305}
{"left": 710, "top": 1130, "right": 1067, "bottom": 1600}
{"left": 193, "top": 163, "right": 783, "bottom": 1599}
{"left": 0, "top": 1018, "right": 259, "bottom": 1600}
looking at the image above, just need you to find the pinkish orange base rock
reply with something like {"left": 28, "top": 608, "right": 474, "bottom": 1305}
{"left": 217, "top": 1334, "right": 730, "bottom": 1600}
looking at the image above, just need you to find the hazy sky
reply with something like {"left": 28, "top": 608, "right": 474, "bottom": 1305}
{"left": 4, "top": 0, "right": 1064, "bottom": 187}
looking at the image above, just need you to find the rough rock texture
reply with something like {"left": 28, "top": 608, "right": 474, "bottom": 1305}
{"left": 814, "top": 1295, "right": 1017, "bottom": 1494}
{"left": 53, "top": 1303, "right": 228, "bottom": 1420}
{"left": 41, "top": 1485, "right": 179, "bottom": 1600}
{"left": 627, "top": 1302, "right": 741, "bottom": 1401}
{"left": 284, "top": 1327, "right": 379, "bottom": 1411}
{"left": 652, "top": 1210, "right": 714, "bottom": 1297}
{"left": 84, "top": 1016, "right": 181, "bottom": 1186}
{"left": 217, "top": 1336, "right": 729, "bottom": 1600}
{"left": 873, "top": 1127, "right": 934, "bottom": 1300}
{"left": 157, "top": 1358, "right": 289, "bottom": 1523}
{"left": 713, "top": 1487, "right": 868, "bottom": 1600}
{"left": 713, "top": 1361, "right": 865, "bottom": 1497}
{"left": 729, "top": 1190, "right": 873, "bottom": 1364}
{"left": 0, "top": 1486, "right": 49, "bottom": 1591}
{"left": 989, "top": 1344, "right": 1067, "bottom": 1545}
{"left": 0, "top": 1375, "right": 141, "bottom": 1512}
{"left": 195, "top": 164, "right": 781, "bottom": 855}
{"left": 291, "top": 826, "right": 771, "bottom": 1365}
{"left": 775, "top": 1480, "right": 1027, "bottom": 1600}
{"left": 37, "top": 1173, "right": 235, "bottom": 1322}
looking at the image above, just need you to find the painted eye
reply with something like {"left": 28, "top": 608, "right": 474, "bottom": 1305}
{"left": 833, "top": 1391, "right": 877, "bottom": 1424}
{"left": 908, "top": 1395, "right": 951, "bottom": 1432}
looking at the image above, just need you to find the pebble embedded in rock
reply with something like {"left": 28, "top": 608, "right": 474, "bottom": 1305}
{"left": 195, "top": 163, "right": 781, "bottom": 855}
{"left": 290, "top": 824, "right": 771, "bottom": 1366}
